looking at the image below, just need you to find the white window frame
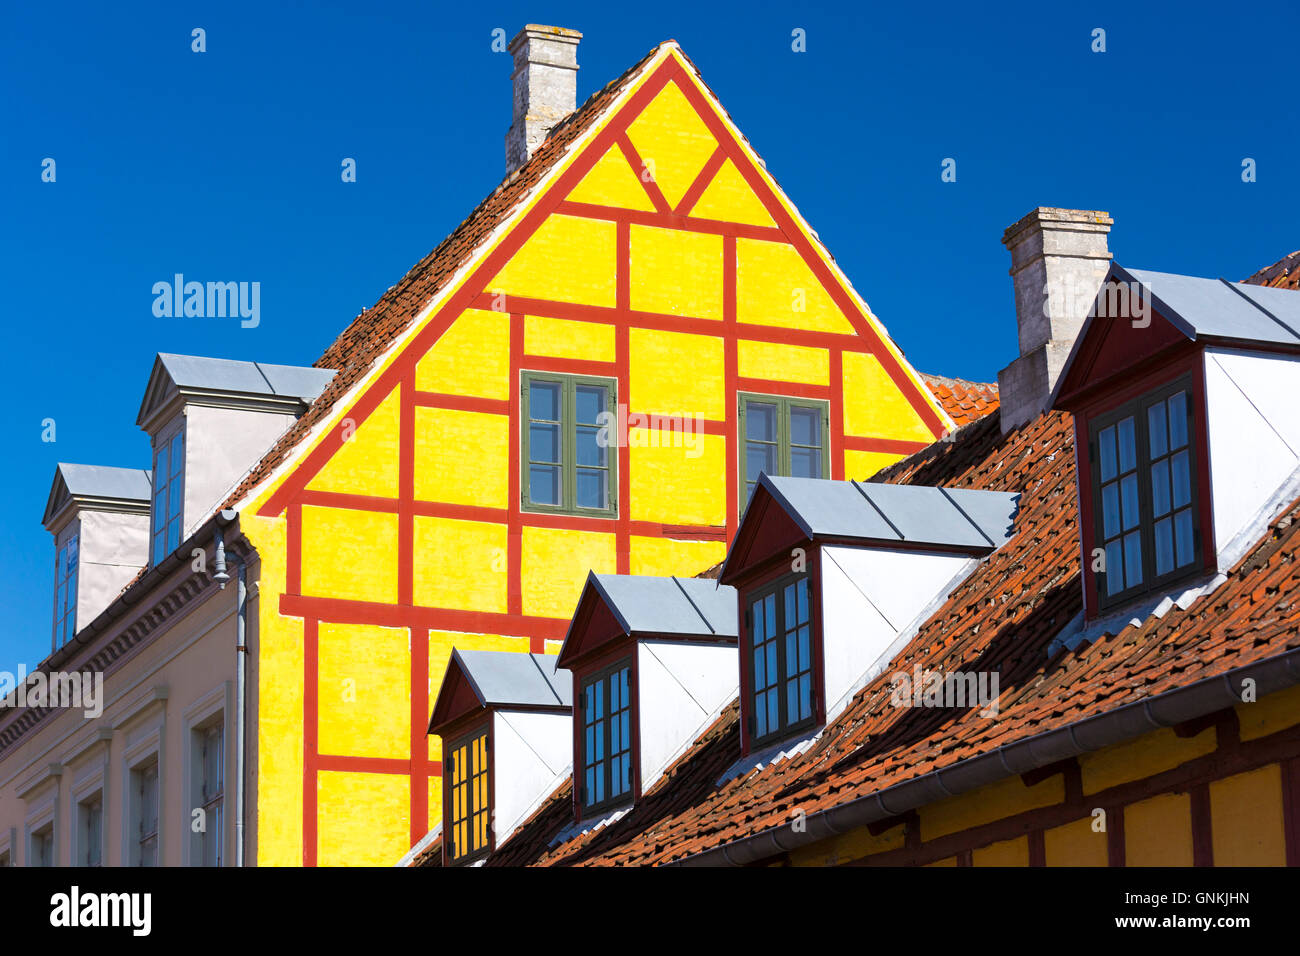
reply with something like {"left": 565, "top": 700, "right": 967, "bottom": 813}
{"left": 121, "top": 706, "right": 165, "bottom": 866}
{"left": 182, "top": 682, "right": 230, "bottom": 867}
{"left": 150, "top": 419, "right": 186, "bottom": 565}
{"left": 52, "top": 523, "right": 81, "bottom": 651}
{"left": 23, "top": 780, "right": 60, "bottom": 868}
{"left": 70, "top": 761, "right": 108, "bottom": 868}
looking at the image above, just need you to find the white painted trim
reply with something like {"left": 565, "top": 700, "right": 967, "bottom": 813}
{"left": 181, "top": 681, "right": 230, "bottom": 866}
{"left": 68, "top": 751, "right": 108, "bottom": 868}
{"left": 120, "top": 704, "right": 165, "bottom": 867}
{"left": 22, "top": 772, "right": 60, "bottom": 866}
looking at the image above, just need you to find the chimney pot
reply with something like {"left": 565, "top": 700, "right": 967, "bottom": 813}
{"left": 996, "top": 207, "right": 1112, "bottom": 432}
{"left": 505, "top": 25, "right": 582, "bottom": 176}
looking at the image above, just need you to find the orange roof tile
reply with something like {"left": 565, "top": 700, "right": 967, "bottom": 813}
{"left": 458, "top": 405, "right": 1300, "bottom": 866}
{"left": 920, "top": 373, "right": 999, "bottom": 427}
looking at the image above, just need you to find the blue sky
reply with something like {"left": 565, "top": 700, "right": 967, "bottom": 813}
{"left": 2, "top": 0, "right": 1295, "bottom": 667}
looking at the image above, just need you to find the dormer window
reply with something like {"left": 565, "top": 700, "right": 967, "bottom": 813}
{"left": 429, "top": 650, "right": 571, "bottom": 865}
{"left": 445, "top": 723, "right": 491, "bottom": 865}
{"left": 559, "top": 574, "right": 738, "bottom": 823}
{"left": 721, "top": 475, "right": 1017, "bottom": 757}
{"left": 53, "top": 533, "right": 79, "bottom": 647}
{"left": 151, "top": 426, "right": 185, "bottom": 564}
{"left": 1088, "top": 378, "right": 1203, "bottom": 608}
{"left": 579, "top": 659, "right": 633, "bottom": 814}
{"left": 746, "top": 572, "right": 815, "bottom": 745}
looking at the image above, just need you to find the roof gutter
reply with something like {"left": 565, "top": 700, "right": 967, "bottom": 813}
{"left": 670, "top": 645, "right": 1300, "bottom": 867}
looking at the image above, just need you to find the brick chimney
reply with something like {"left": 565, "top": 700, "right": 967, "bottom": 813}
{"left": 996, "top": 207, "right": 1113, "bottom": 432}
{"left": 505, "top": 25, "right": 582, "bottom": 176}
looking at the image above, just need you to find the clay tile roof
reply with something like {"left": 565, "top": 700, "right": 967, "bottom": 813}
{"left": 221, "top": 44, "right": 666, "bottom": 511}
{"left": 451, "top": 401, "right": 1300, "bottom": 866}
{"left": 920, "top": 373, "right": 999, "bottom": 427}
{"left": 1243, "top": 250, "right": 1300, "bottom": 291}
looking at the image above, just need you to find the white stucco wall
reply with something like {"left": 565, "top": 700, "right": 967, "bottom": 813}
{"left": 174, "top": 404, "right": 297, "bottom": 540}
{"left": 491, "top": 709, "right": 571, "bottom": 843}
{"left": 0, "top": 566, "right": 241, "bottom": 867}
{"left": 1203, "top": 348, "right": 1300, "bottom": 568}
{"left": 820, "top": 545, "right": 973, "bottom": 720}
{"left": 76, "top": 510, "right": 150, "bottom": 629}
{"left": 636, "top": 641, "right": 736, "bottom": 789}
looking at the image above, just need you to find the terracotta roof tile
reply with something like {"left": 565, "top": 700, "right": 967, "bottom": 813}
{"left": 920, "top": 373, "right": 999, "bottom": 427}
{"left": 454, "top": 405, "right": 1300, "bottom": 866}
{"left": 1243, "top": 250, "right": 1300, "bottom": 291}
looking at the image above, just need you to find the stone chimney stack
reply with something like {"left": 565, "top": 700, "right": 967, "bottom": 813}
{"left": 996, "top": 207, "right": 1113, "bottom": 432}
{"left": 505, "top": 25, "right": 582, "bottom": 176}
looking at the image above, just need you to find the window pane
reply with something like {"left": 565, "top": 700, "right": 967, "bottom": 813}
{"left": 1175, "top": 509, "right": 1195, "bottom": 567}
{"left": 1171, "top": 450, "right": 1191, "bottom": 508}
{"left": 1169, "top": 391, "right": 1189, "bottom": 448}
{"left": 1148, "top": 401, "right": 1168, "bottom": 458}
{"left": 576, "top": 469, "right": 606, "bottom": 509}
{"left": 750, "top": 599, "right": 766, "bottom": 642}
{"left": 155, "top": 445, "right": 168, "bottom": 480}
{"left": 790, "top": 446, "right": 821, "bottom": 479}
{"left": 796, "top": 579, "right": 809, "bottom": 624}
{"left": 528, "top": 465, "right": 559, "bottom": 505}
{"left": 789, "top": 407, "right": 820, "bottom": 447}
{"left": 575, "top": 427, "right": 605, "bottom": 467}
{"left": 764, "top": 594, "right": 776, "bottom": 637}
{"left": 1151, "top": 459, "right": 1171, "bottom": 517}
{"left": 529, "top": 381, "right": 560, "bottom": 421}
{"left": 1123, "top": 532, "right": 1143, "bottom": 589}
{"left": 746, "top": 443, "right": 776, "bottom": 482}
{"left": 1098, "top": 426, "right": 1117, "bottom": 481}
{"left": 170, "top": 433, "right": 184, "bottom": 477}
{"left": 168, "top": 482, "right": 182, "bottom": 518}
{"left": 575, "top": 385, "right": 606, "bottom": 425}
{"left": 1120, "top": 474, "right": 1140, "bottom": 531}
{"left": 1154, "top": 517, "right": 1174, "bottom": 576}
{"left": 745, "top": 403, "right": 777, "bottom": 442}
{"left": 1101, "top": 483, "right": 1120, "bottom": 539}
{"left": 530, "top": 423, "right": 559, "bottom": 463}
{"left": 1117, "top": 416, "right": 1137, "bottom": 473}
{"left": 1105, "top": 540, "right": 1124, "bottom": 596}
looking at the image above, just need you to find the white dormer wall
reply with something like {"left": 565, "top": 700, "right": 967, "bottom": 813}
{"left": 1202, "top": 347, "right": 1300, "bottom": 568}
{"left": 75, "top": 510, "right": 150, "bottom": 625}
{"left": 492, "top": 709, "right": 571, "bottom": 843}
{"left": 637, "top": 641, "right": 736, "bottom": 790}
{"left": 151, "top": 404, "right": 299, "bottom": 543}
{"left": 819, "top": 545, "right": 976, "bottom": 722}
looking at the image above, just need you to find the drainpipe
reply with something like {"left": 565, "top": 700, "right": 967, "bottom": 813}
{"left": 212, "top": 519, "right": 248, "bottom": 867}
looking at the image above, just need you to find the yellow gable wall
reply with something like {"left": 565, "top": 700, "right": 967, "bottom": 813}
{"left": 243, "top": 47, "right": 952, "bottom": 866}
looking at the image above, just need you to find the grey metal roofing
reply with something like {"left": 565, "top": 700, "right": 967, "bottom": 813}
{"left": 157, "top": 353, "right": 337, "bottom": 401}
{"left": 55, "top": 463, "right": 152, "bottom": 502}
{"left": 453, "top": 650, "right": 572, "bottom": 709}
{"left": 1120, "top": 266, "right": 1300, "bottom": 346}
{"left": 759, "top": 474, "right": 1019, "bottom": 551}
{"left": 588, "top": 573, "right": 739, "bottom": 638}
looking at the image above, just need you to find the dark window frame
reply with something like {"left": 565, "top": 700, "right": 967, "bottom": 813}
{"left": 743, "top": 570, "right": 819, "bottom": 748}
{"left": 444, "top": 721, "right": 493, "bottom": 865}
{"left": 738, "top": 392, "right": 831, "bottom": 509}
{"left": 521, "top": 370, "right": 618, "bottom": 518}
{"left": 577, "top": 657, "right": 634, "bottom": 817}
{"left": 1088, "top": 374, "right": 1204, "bottom": 611}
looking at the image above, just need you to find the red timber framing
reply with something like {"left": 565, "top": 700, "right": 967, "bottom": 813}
{"left": 253, "top": 53, "right": 948, "bottom": 863}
